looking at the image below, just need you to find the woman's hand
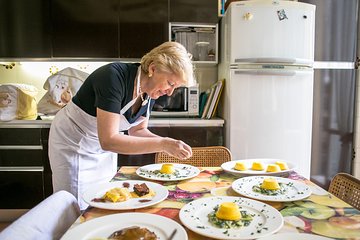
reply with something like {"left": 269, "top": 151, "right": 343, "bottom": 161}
{"left": 162, "top": 137, "right": 192, "bottom": 159}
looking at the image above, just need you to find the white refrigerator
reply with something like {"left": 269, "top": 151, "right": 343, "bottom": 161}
{"left": 218, "top": 0, "right": 316, "bottom": 178}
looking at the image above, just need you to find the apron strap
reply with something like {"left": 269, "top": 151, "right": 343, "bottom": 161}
{"left": 120, "top": 66, "right": 142, "bottom": 115}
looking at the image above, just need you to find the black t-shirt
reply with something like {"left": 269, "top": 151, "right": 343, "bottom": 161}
{"left": 72, "top": 62, "right": 154, "bottom": 124}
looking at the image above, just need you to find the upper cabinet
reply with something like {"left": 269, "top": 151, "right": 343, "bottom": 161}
{"left": 170, "top": 23, "right": 218, "bottom": 64}
{"left": 170, "top": 0, "right": 219, "bottom": 23}
{"left": 0, "top": 0, "right": 219, "bottom": 59}
{"left": 52, "top": 0, "right": 119, "bottom": 58}
{"left": 119, "top": 0, "right": 169, "bottom": 58}
{"left": 0, "top": 0, "right": 52, "bottom": 58}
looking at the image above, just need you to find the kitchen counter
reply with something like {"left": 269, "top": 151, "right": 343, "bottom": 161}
{"left": 0, "top": 118, "right": 224, "bottom": 128}
{"left": 148, "top": 118, "right": 224, "bottom": 127}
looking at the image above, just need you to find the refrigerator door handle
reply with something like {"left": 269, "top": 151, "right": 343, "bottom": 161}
{"left": 235, "top": 58, "right": 296, "bottom": 64}
{"left": 234, "top": 69, "right": 298, "bottom": 76}
{"left": 234, "top": 58, "right": 313, "bottom": 66}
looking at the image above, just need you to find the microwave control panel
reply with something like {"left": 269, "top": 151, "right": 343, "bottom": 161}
{"left": 188, "top": 86, "right": 199, "bottom": 115}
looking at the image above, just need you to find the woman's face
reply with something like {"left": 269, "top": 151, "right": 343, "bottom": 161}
{"left": 145, "top": 66, "right": 184, "bottom": 99}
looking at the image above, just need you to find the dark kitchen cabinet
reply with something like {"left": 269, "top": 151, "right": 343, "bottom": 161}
{"left": 0, "top": 0, "right": 51, "bottom": 58}
{"left": 118, "top": 126, "right": 224, "bottom": 166}
{"left": 52, "top": 0, "right": 168, "bottom": 59}
{"left": 52, "top": 0, "right": 119, "bottom": 58}
{"left": 0, "top": 125, "right": 53, "bottom": 209}
{"left": 119, "top": 0, "right": 169, "bottom": 58}
{"left": 0, "top": 0, "right": 219, "bottom": 59}
{"left": 170, "top": 0, "right": 219, "bottom": 23}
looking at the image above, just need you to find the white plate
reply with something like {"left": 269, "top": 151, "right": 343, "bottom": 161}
{"left": 221, "top": 158, "right": 296, "bottom": 177}
{"left": 179, "top": 196, "right": 283, "bottom": 240}
{"left": 232, "top": 176, "right": 312, "bottom": 202}
{"left": 82, "top": 180, "right": 168, "bottom": 210}
{"left": 61, "top": 212, "right": 188, "bottom": 240}
{"left": 257, "top": 233, "right": 334, "bottom": 240}
{"left": 136, "top": 163, "right": 200, "bottom": 181}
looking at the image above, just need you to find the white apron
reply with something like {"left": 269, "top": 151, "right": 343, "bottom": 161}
{"left": 49, "top": 67, "right": 150, "bottom": 210}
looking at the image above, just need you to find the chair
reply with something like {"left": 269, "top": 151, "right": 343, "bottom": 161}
{"left": 155, "top": 146, "right": 232, "bottom": 167}
{"left": 0, "top": 190, "right": 81, "bottom": 240}
{"left": 328, "top": 173, "right": 360, "bottom": 210}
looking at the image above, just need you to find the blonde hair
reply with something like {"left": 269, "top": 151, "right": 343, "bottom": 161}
{"left": 140, "top": 42, "right": 195, "bottom": 87}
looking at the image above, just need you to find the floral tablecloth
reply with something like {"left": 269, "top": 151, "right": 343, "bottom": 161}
{"left": 73, "top": 167, "right": 360, "bottom": 240}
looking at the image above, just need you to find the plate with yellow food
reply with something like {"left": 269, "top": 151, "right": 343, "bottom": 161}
{"left": 61, "top": 212, "right": 188, "bottom": 240}
{"left": 82, "top": 180, "right": 168, "bottom": 210}
{"left": 232, "top": 176, "right": 311, "bottom": 202}
{"left": 136, "top": 163, "right": 200, "bottom": 181}
{"left": 221, "top": 158, "right": 296, "bottom": 177}
{"left": 179, "top": 196, "right": 283, "bottom": 239}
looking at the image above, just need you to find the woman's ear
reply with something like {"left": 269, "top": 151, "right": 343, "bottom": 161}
{"left": 148, "top": 63, "right": 156, "bottom": 77}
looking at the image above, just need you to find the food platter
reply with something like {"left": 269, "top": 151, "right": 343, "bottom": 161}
{"left": 232, "top": 176, "right": 312, "bottom": 202}
{"left": 61, "top": 213, "right": 188, "bottom": 240}
{"left": 82, "top": 180, "right": 168, "bottom": 210}
{"left": 179, "top": 196, "right": 283, "bottom": 240}
{"left": 136, "top": 163, "right": 200, "bottom": 181}
{"left": 221, "top": 159, "right": 296, "bottom": 177}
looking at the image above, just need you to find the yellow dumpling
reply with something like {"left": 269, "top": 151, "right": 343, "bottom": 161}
{"left": 266, "top": 164, "right": 281, "bottom": 172}
{"left": 234, "top": 162, "right": 247, "bottom": 171}
{"left": 275, "top": 161, "right": 289, "bottom": 170}
{"left": 160, "top": 163, "right": 174, "bottom": 174}
{"left": 252, "top": 161, "right": 264, "bottom": 171}
{"left": 104, "top": 187, "right": 131, "bottom": 202}
{"left": 216, "top": 202, "right": 241, "bottom": 221}
{"left": 261, "top": 178, "right": 280, "bottom": 190}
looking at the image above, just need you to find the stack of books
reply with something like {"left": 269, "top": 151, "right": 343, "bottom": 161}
{"left": 199, "top": 79, "right": 225, "bottom": 119}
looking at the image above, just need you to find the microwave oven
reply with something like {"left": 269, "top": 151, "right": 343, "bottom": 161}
{"left": 151, "top": 86, "right": 199, "bottom": 117}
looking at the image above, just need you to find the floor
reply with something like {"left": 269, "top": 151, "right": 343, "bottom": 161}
{"left": 0, "top": 209, "right": 28, "bottom": 233}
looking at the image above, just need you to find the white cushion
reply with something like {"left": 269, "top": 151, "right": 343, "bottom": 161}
{"left": 0, "top": 190, "right": 80, "bottom": 240}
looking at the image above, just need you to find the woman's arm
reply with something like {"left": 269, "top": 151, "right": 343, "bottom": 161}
{"left": 96, "top": 108, "right": 192, "bottom": 159}
{"left": 127, "top": 117, "right": 158, "bottom": 138}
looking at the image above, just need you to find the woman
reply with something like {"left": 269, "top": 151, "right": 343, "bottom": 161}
{"left": 49, "top": 42, "right": 194, "bottom": 209}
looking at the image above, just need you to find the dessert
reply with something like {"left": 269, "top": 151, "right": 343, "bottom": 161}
{"left": 208, "top": 202, "right": 253, "bottom": 229}
{"left": 133, "top": 183, "right": 150, "bottom": 196}
{"left": 160, "top": 163, "right": 175, "bottom": 174}
{"left": 261, "top": 178, "right": 280, "bottom": 190}
{"left": 251, "top": 161, "right": 264, "bottom": 171}
{"left": 108, "top": 226, "right": 157, "bottom": 240}
{"left": 215, "top": 202, "right": 241, "bottom": 221}
{"left": 275, "top": 161, "right": 289, "bottom": 170}
{"left": 234, "top": 162, "right": 247, "bottom": 171}
{"left": 266, "top": 164, "right": 281, "bottom": 172}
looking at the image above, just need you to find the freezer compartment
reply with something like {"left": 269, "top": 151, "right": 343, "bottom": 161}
{"left": 223, "top": 0, "right": 315, "bottom": 65}
{"left": 224, "top": 67, "right": 314, "bottom": 178}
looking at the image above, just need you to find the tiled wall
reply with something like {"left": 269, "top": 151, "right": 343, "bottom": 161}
{"left": 0, "top": 62, "right": 108, "bottom": 101}
{"left": 0, "top": 62, "right": 218, "bottom": 102}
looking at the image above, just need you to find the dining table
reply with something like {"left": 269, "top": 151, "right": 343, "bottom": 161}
{"left": 65, "top": 166, "right": 360, "bottom": 240}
